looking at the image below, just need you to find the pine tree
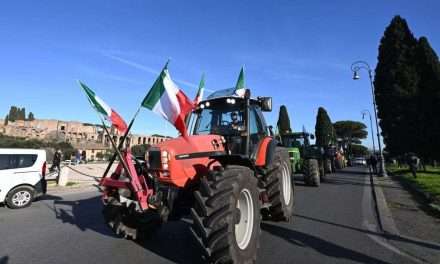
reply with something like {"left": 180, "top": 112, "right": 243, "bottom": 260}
{"left": 374, "top": 15, "right": 419, "bottom": 156}
{"left": 315, "top": 107, "right": 334, "bottom": 147}
{"left": 28, "top": 112, "right": 35, "bottom": 121}
{"left": 19, "top": 108, "right": 26, "bottom": 120}
{"left": 277, "top": 105, "right": 292, "bottom": 135}
{"left": 414, "top": 37, "right": 440, "bottom": 160}
{"left": 8, "top": 106, "right": 17, "bottom": 122}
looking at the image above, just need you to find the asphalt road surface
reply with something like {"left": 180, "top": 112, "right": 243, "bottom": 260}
{"left": 0, "top": 167, "right": 417, "bottom": 264}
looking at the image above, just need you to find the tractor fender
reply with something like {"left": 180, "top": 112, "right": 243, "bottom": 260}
{"left": 255, "top": 137, "right": 279, "bottom": 167}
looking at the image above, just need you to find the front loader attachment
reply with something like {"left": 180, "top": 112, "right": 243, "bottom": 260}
{"left": 99, "top": 149, "right": 159, "bottom": 240}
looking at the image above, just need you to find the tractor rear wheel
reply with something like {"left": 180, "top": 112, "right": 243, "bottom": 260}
{"left": 304, "top": 159, "right": 320, "bottom": 186}
{"left": 264, "top": 148, "right": 294, "bottom": 221}
{"left": 191, "top": 165, "right": 260, "bottom": 264}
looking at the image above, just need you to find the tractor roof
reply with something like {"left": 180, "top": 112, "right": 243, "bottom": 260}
{"left": 206, "top": 87, "right": 245, "bottom": 100}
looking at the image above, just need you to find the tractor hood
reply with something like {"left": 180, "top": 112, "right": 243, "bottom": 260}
{"left": 147, "top": 134, "right": 226, "bottom": 187}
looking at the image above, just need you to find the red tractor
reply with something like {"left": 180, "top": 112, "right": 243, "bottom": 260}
{"left": 101, "top": 88, "right": 294, "bottom": 263}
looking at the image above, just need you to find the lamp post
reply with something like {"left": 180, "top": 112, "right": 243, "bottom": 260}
{"left": 351, "top": 61, "right": 387, "bottom": 177}
{"left": 362, "top": 109, "right": 376, "bottom": 155}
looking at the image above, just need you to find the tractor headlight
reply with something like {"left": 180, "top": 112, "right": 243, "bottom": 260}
{"left": 161, "top": 150, "right": 170, "bottom": 170}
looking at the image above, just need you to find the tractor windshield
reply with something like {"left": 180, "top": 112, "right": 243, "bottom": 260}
{"left": 282, "top": 136, "right": 304, "bottom": 148}
{"left": 192, "top": 100, "right": 245, "bottom": 136}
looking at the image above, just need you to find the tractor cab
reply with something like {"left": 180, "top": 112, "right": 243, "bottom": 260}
{"left": 189, "top": 88, "right": 272, "bottom": 157}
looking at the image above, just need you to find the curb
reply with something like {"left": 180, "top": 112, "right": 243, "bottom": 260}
{"left": 370, "top": 175, "right": 400, "bottom": 235}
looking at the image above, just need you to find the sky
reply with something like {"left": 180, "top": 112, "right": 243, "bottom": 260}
{"left": 1, "top": 1, "right": 439, "bottom": 147}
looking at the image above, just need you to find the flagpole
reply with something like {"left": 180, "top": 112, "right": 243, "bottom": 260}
{"left": 102, "top": 106, "right": 142, "bottom": 178}
{"left": 97, "top": 114, "right": 134, "bottom": 180}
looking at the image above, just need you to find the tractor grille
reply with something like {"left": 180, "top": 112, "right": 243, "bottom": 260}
{"left": 148, "top": 150, "right": 161, "bottom": 169}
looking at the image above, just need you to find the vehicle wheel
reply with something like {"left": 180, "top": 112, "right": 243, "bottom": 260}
{"left": 264, "top": 148, "right": 294, "bottom": 221}
{"left": 191, "top": 165, "right": 260, "bottom": 264}
{"left": 102, "top": 197, "right": 160, "bottom": 241}
{"left": 319, "top": 160, "right": 326, "bottom": 181}
{"left": 6, "top": 186, "right": 35, "bottom": 209}
{"left": 304, "top": 159, "right": 320, "bottom": 187}
{"left": 325, "top": 159, "right": 333, "bottom": 173}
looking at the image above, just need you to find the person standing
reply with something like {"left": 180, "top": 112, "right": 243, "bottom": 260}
{"left": 50, "top": 150, "right": 61, "bottom": 172}
{"left": 75, "top": 150, "right": 81, "bottom": 165}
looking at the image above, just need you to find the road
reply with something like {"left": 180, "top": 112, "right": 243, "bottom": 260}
{"left": 0, "top": 167, "right": 416, "bottom": 264}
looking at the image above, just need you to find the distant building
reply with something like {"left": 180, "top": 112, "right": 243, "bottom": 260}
{"left": 0, "top": 118, "right": 170, "bottom": 160}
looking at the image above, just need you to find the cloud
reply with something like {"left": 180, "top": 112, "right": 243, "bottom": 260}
{"left": 101, "top": 52, "right": 210, "bottom": 91}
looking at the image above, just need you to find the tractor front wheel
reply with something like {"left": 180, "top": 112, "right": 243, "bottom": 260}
{"left": 191, "top": 165, "right": 260, "bottom": 264}
{"left": 304, "top": 159, "right": 320, "bottom": 187}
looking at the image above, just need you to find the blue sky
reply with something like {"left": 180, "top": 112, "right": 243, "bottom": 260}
{"left": 1, "top": 1, "right": 439, "bottom": 147}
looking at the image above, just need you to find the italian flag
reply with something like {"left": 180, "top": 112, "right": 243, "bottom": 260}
{"left": 194, "top": 74, "right": 205, "bottom": 104}
{"left": 79, "top": 81, "right": 128, "bottom": 134}
{"left": 142, "top": 65, "right": 193, "bottom": 136}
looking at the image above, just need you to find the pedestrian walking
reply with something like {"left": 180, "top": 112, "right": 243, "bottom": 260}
{"left": 408, "top": 154, "right": 419, "bottom": 178}
{"left": 369, "top": 155, "right": 378, "bottom": 175}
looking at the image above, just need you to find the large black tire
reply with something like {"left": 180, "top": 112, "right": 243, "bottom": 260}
{"left": 102, "top": 197, "right": 160, "bottom": 241}
{"left": 304, "top": 159, "right": 320, "bottom": 187}
{"left": 191, "top": 165, "right": 261, "bottom": 264}
{"left": 264, "top": 148, "right": 294, "bottom": 221}
{"left": 6, "top": 186, "right": 35, "bottom": 209}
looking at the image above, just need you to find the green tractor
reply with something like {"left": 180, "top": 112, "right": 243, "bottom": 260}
{"left": 279, "top": 132, "right": 327, "bottom": 186}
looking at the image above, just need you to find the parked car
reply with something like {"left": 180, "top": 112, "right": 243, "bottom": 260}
{"left": 351, "top": 157, "right": 367, "bottom": 166}
{"left": 0, "top": 149, "right": 46, "bottom": 209}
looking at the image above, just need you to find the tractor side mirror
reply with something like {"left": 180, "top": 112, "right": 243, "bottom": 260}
{"left": 310, "top": 134, "right": 315, "bottom": 140}
{"left": 259, "top": 97, "right": 272, "bottom": 112}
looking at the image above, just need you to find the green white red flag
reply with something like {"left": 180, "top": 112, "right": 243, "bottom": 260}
{"left": 194, "top": 74, "right": 205, "bottom": 104}
{"left": 79, "top": 81, "right": 128, "bottom": 134}
{"left": 234, "top": 66, "right": 246, "bottom": 97}
{"left": 141, "top": 64, "right": 193, "bottom": 136}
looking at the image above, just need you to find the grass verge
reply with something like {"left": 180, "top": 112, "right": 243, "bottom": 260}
{"left": 388, "top": 165, "right": 440, "bottom": 204}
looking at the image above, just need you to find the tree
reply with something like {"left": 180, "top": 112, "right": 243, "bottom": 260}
{"left": 374, "top": 15, "right": 419, "bottom": 156}
{"left": 351, "top": 144, "right": 369, "bottom": 157}
{"left": 315, "top": 107, "right": 335, "bottom": 147}
{"left": 27, "top": 112, "right": 35, "bottom": 121}
{"left": 277, "top": 105, "right": 291, "bottom": 135}
{"left": 414, "top": 36, "right": 440, "bottom": 161}
{"left": 8, "top": 106, "right": 18, "bottom": 122}
{"left": 4, "top": 115, "right": 8, "bottom": 126}
{"left": 19, "top": 108, "right": 26, "bottom": 120}
{"left": 333, "top": 121, "right": 368, "bottom": 157}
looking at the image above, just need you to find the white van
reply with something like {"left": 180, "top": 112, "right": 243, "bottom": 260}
{"left": 0, "top": 149, "right": 47, "bottom": 209}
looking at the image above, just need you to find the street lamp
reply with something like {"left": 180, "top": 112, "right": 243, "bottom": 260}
{"left": 351, "top": 61, "right": 388, "bottom": 177}
{"left": 361, "top": 109, "right": 376, "bottom": 155}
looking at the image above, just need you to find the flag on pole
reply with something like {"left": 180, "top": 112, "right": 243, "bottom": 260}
{"left": 79, "top": 81, "right": 128, "bottom": 134}
{"left": 194, "top": 74, "right": 205, "bottom": 104}
{"left": 141, "top": 63, "right": 193, "bottom": 136}
{"left": 234, "top": 66, "right": 246, "bottom": 97}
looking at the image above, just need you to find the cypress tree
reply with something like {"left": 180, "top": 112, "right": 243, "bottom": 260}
{"left": 20, "top": 108, "right": 26, "bottom": 120}
{"left": 4, "top": 115, "right": 8, "bottom": 126}
{"left": 414, "top": 37, "right": 440, "bottom": 160}
{"left": 315, "top": 107, "right": 334, "bottom": 147}
{"left": 277, "top": 105, "right": 292, "bottom": 135}
{"left": 374, "top": 15, "right": 419, "bottom": 156}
